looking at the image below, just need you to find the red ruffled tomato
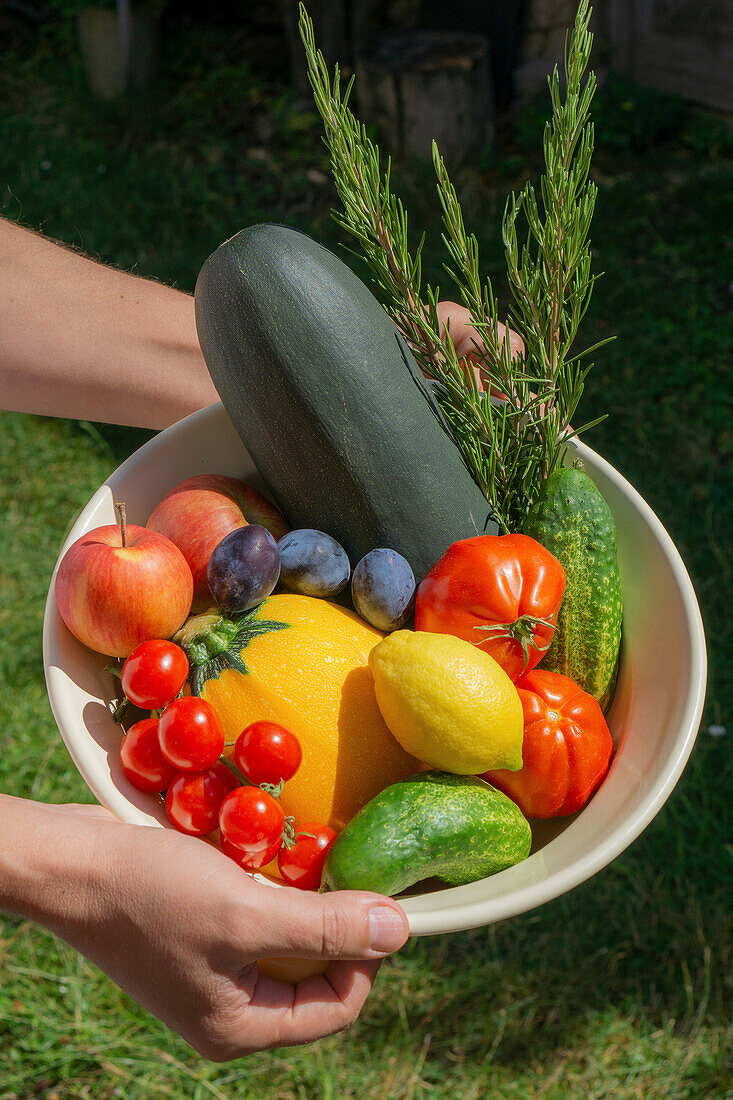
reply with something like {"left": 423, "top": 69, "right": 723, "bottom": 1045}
{"left": 221, "top": 832, "right": 283, "bottom": 871}
{"left": 483, "top": 669, "right": 613, "bottom": 818}
{"left": 121, "top": 639, "right": 189, "bottom": 710}
{"left": 234, "top": 721, "right": 302, "bottom": 786}
{"left": 277, "top": 822, "right": 336, "bottom": 891}
{"left": 158, "top": 696, "right": 225, "bottom": 772}
{"left": 415, "top": 533, "right": 566, "bottom": 682}
{"left": 219, "top": 785, "right": 285, "bottom": 856}
{"left": 165, "top": 765, "right": 233, "bottom": 835}
{"left": 120, "top": 717, "right": 178, "bottom": 793}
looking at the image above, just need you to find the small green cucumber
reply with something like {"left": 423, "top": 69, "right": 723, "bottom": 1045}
{"left": 522, "top": 461, "right": 622, "bottom": 711}
{"left": 321, "top": 772, "right": 531, "bottom": 896}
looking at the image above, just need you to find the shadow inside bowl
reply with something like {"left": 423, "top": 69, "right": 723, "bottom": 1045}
{"left": 80, "top": 699, "right": 168, "bottom": 823}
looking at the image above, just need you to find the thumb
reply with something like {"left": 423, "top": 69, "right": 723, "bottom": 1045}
{"left": 250, "top": 883, "right": 409, "bottom": 962}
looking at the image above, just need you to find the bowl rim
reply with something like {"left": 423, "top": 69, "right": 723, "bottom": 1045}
{"left": 42, "top": 403, "right": 707, "bottom": 935}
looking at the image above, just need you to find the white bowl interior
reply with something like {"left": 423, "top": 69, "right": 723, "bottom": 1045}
{"left": 43, "top": 403, "right": 706, "bottom": 935}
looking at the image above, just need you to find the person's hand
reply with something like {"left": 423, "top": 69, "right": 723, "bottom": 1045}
{"left": 1, "top": 797, "right": 409, "bottom": 1061}
{"left": 436, "top": 301, "right": 525, "bottom": 393}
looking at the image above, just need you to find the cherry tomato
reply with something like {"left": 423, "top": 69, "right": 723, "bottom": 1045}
{"left": 277, "top": 822, "right": 336, "bottom": 891}
{"left": 483, "top": 669, "right": 614, "bottom": 818}
{"left": 234, "top": 721, "right": 302, "bottom": 785}
{"left": 120, "top": 717, "right": 178, "bottom": 793}
{"left": 219, "top": 785, "right": 285, "bottom": 855}
{"left": 121, "top": 639, "right": 189, "bottom": 710}
{"left": 165, "top": 766, "right": 232, "bottom": 836}
{"left": 221, "top": 832, "right": 283, "bottom": 871}
{"left": 209, "top": 758, "right": 240, "bottom": 795}
{"left": 158, "top": 696, "right": 225, "bottom": 771}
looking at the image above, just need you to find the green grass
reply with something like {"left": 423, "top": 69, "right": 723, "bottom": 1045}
{"left": 0, "top": 15, "right": 731, "bottom": 1099}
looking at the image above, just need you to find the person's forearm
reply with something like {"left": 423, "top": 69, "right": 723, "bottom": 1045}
{"left": 0, "top": 219, "right": 219, "bottom": 429}
{"left": 0, "top": 795, "right": 98, "bottom": 933}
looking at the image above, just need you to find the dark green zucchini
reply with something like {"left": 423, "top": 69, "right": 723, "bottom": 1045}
{"left": 194, "top": 224, "right": 496, "bottom": 581}
{"left": 321, "top": 771, "right": 532, "bottom": 895}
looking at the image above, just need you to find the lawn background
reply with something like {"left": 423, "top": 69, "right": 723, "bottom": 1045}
{"left": 0, "top": 10, "right": 731, "bottom": 1099}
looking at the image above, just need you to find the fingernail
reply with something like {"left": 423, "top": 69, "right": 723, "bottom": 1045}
{"left": 369, "top": 905, "right": 407, "bottom": 954}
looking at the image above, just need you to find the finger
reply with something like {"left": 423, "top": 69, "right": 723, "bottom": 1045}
{"left": 437, "top": 300, "right": 524, "bottom": 363}
{"left": 464, "top": 321, "right": 524, "bottom": 368}
{"left": 436, "top": 300, "right": 475, "bottom": 358}
{"left": 276, "top": 960, "right": 380, "bottom": 1046}
{"left": 238, "top": 882, "right": 409, "bottom": 961}
{"left": 497, "top": 321, "right": 526, "bottom": 360}
{"left": 229, "top": 960, "right": 381, "bottom": 1055}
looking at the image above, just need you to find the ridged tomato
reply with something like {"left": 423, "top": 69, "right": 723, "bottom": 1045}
{"left": 483, "top": 669, "right": 613, "bottom": 818}
{"left": 415, "top": 533, "right": 566, "bottom": 682}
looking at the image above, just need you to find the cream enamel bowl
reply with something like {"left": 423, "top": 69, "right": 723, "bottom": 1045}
{"left": 43, "top": 402, "right": 706, "bottom": 936}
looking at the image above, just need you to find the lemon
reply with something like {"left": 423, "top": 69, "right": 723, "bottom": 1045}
{"left": 369, "top": 630, "right": 523, "bottom": 774}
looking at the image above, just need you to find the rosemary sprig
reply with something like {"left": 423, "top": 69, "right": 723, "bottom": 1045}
{"left": 499, "top": 0, "right": 612, "bottom": 480}
{"left": 432, "top": 145, "right": 552, "bottom": 526}
{"left": 299, "top": 0, "right": 611, "bottom": 532}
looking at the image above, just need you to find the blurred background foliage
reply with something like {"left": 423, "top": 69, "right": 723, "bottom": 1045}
{"left": 0, "top": 1, "right": 731, "bottom": 1097}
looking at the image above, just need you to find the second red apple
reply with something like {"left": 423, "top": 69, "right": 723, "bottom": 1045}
{"left": 147, "top": 475, "right": 289, "bottom": 610}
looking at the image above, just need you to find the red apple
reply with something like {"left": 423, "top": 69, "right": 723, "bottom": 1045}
{"left": 55, "top": 524, "right": 194, "bottom": 658}
{"left": 147, "top": 475, "right": 289, "bottom": 611}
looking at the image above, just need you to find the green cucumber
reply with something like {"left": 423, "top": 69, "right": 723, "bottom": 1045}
{"left": 321, "top": 772, "right": 531, "bottom": 895}
{"left": 194, "top": 224, "right": 496, "bottom": 582}
{"left": 522, "top": 461, "right": 622, "bottom": 711}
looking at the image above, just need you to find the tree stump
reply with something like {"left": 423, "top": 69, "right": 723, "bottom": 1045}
{"left": 355, "top": 30, "right": 493, "bottom": 161}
